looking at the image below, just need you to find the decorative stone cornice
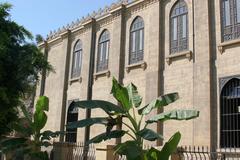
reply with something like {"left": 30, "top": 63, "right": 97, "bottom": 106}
{"left": 127, "top": 0, "right": 160, "bottom": 14}
{"left": 166, "top": 50, "right": 192, "bottom": 65}
{"left": 37, "top": 40, "right": 47, "bottom": 48}
{"left": 44, "top": 0, "right": 139, "bottom": 43}
{"left": 218, "top": 39, "right": 240, "bottom": 54}
{"left": 126, "top": 61, "right": 147, "bottom": 73}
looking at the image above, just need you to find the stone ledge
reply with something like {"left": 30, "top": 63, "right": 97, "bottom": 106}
{"left": 94, "top": 70, "right": 111, "bottom": 80}
{"left": 166, "top": 50, "right": 192, "bottom": 65}
{"left": 218, "top": 39, "right": 240, "bottom": 54}
{"left": 69, "top": 77, "right": 82, "bottom": 85}
{"left": 126, "top": 61, "right": 147, "bottom": 73}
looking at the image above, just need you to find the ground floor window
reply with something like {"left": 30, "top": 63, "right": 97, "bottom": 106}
{"left": 65, "top": 100, "right": 79, "bottom": 143}
{"left": 220, "top": 78, "right": 240, "bottom": 148}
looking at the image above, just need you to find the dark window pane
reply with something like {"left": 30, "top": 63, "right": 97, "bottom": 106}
{"left": 224, "top": 0, "right": 231, "bottom": 26}
{"left": 237, "top": 0, "right": 240, "bottom": 23}
{"left": 131, "top": 32, "right": 136, "bottom": 53}
{"left": 130, "top": 17, "right": 144, "bottom": 64}
{"left": 170, "top": 0, "right": 188, "bottom": 54}
{"left": 173, "top": 17, "right": 178, "bottom": 40}
{"left": 222, "top": 0, "right": 240, "bottom": 41}
{"left": 182, "top": 15, "right": 187, "bottom": 38}
{"left": 220, "top": 78, "right": 240, "bottom": 148}
{"left": 71, "top": 40, "right": 82, "bottom": 78}
{"left": 66, "top": 100, "right": 79, "bottom": 143}
{"left": 97, "top": 30, "right": 110, "bottom": 72}
{"left": 139, "top": 29, "right": 143, "bottom": 51}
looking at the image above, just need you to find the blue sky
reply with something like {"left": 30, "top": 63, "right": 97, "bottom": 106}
{"left": 4, "top": 0, "right": 116, "bottom": 39}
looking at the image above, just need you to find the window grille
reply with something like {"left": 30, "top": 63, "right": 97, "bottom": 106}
{"left": 66, "top": 100, "right": 79, "bottom": 143}
{"left": 170, "top": 0, "right": 188, "bottom": 54}
{"left": 220, "top": 78, "right": 240, "bottom": 148}
{"left": 129, "top": 17, "right": 144, "bottom": 65}
{"left": 71, "top": 40, "right": 82, "bottom": 79}
{"left": 222, "top": 0, "right": 240, "bottom": 41}
{"left": 97, "top": 30, "right": 110, "bottom": 72}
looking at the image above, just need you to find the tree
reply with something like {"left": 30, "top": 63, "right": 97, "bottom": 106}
{"left": 67, "top": 77, "right": 199, "bottom": 160}
{"left": 0, "top": 3, "right": 52, "bottom": 136}
{"left": 0, "top": 96, "right": 62, "bottom": 160}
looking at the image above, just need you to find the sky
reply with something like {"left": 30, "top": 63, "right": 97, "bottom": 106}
{"left": 4, "top": 0, "right": 116, "bottom": 39}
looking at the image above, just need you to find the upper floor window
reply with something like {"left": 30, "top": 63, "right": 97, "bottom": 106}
{"left": 71, "top": 40, "right": 82, "bottom": 79}
{"left": 170, "top": 0, "right": 188, "bottom": 54}
{"left": 222, "top": 0, "right": 240, "bottom": 41}
{"left": 97, "top": 30, "right": 110, "bottom": 72}
{"left": 129, "top": 16, "right": 144, "bottom": 65}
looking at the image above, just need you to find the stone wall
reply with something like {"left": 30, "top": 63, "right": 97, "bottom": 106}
{"left": 36, "top": 0, "right": 240, "bottom": 159}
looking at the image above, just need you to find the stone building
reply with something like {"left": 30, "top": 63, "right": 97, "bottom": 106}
{"left": 36, "top": 0, "right": 240, "bottom": 159}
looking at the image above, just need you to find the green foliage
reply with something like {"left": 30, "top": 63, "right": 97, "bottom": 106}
{"left": 67, "top": 117, "right": 109, "bottom": 129}
{"left": 114, "top": 141, "right": 142, "bottom": 160}
{"left": 137, "top": 128, "right": 163, "bottom": 141}
{"left": 67, "top": 78, "right": 199, "bottom": 160}
{"left": 71, "top": 100, "right": 126, "bottom": 115}
{"left": 0, "top": 96, "right": 62, "bottom": 160}
{"left": 35, "top": 34, "right": 44, "bottom": 44}
{"left": 0, "top": 2, "right": 52, "bottom": 136}
{"left": 146, "top": 110, "right": 199, "bottom": 123}
{"left": 87, "top": 130, "right": 126, "bottom": 145}
{"left": 138, "top": 93, "right": 179, "bottom": 115}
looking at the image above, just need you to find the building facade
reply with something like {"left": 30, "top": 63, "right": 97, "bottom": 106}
{"left": 36, "top": 0, "right": 240, "bottom": 159}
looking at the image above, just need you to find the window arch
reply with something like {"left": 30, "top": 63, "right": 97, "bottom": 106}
{"left": 170, "top": 0, "right": 188, "bottom": 54}
{"left": 129, "top": 16, "right": 144, "bottom": 65}
{"left": 65, "top": 100, "right": 79, "bottom": 143}
{"left": 71, "top": 40, "right": 82, "bottom": 78}
{"left": 221, "top": 0, "right": 240, "bottom": 41}
{"left": 220, "top": 78, "right": 240, "bottom": 148}
{"left": 97, "top": 30, "right": 110, "bottom": 72}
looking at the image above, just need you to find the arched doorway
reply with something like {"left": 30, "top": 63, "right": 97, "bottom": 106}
{"left": 65, "top": 101, "right": 79, "bottom": 143}
{"left": 220, "top": 78, "right": 240, "bottom": 148}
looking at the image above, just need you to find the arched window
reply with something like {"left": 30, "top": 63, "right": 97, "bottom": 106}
{"left": 170, "top": 0, "right": 188, "bottom": 54}
{"left": 221, "top": 0, "right": 240, "bottom": 41}
{"left": 129, "top": 16, "right": 144, "bottom": 64}
{"left": 220, "top": 78, "right": 240, "bottom": 148}
{"left": 65, "top": 100, "right": 79, "bottom": 143}
{"left": 97, "top": 30, "right": 110, "bottom": 72}
{"left": 71, "top": 40, "right": 82, "bottom": 78}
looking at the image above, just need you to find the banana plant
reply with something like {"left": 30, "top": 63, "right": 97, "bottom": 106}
{"left": 67, "top": 77, "right": 199, "bottom": 160}
{"left": 0, "top": 96, "right": 62, "bottom": 160}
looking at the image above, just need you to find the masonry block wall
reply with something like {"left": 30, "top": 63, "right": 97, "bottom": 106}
{"left": 36, "top": 0, "right": 240, "bottom": 159}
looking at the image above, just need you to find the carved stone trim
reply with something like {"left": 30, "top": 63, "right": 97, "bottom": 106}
{"left": 218, "top": 39, "right": 240, "bottom": 54}
{"left": 69, "top": 77, "right": 82, "bottom": 85}
{"left": 219, "top": 75, "right": 240, "bottom": 92}
{"left": 37, "top": 40, "right": 48, "bottom": 49}
{"left": 110, "top": 4, "right": 125, "bottom": 14}
{"left": 60, "top": 29, "right": 71, "bottom": 40}
{"left": 126, "top": 61, "right": 147, "bottom": 73}
{"left": 127, "top": 0, "right": 159, "bottom": 14}
{"left": 166, "top": 50, "right": 192, "bottom": 65}
{"left": 94, "top": 70, "right": 111, "bottom": 80}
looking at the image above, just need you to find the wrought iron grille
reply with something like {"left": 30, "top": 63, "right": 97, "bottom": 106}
{"left": 51, "top": 142, "right": 96, "bottom": 160}
{"left": 129, "top": 17, "right": 144, "bottom": 65}
{"left": 222, "top": 0, "right": 240, "bottom": 41}
{"left": 174, "top": 146, "right": 240, "bottom": 160}
{"left": 66, "top": 100, "right": 79, "bottom": 143}
{"left": 97, "top": 59, "right": 108, "bottom": 72}
{"left": 170, "top": 0, "right": 188, "bottom": 54}
{"left": 220, "top": 78, "right": 240, "bottom": 148}
{"left": 129, "top": 50, "right": 143, "bottom": 64}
